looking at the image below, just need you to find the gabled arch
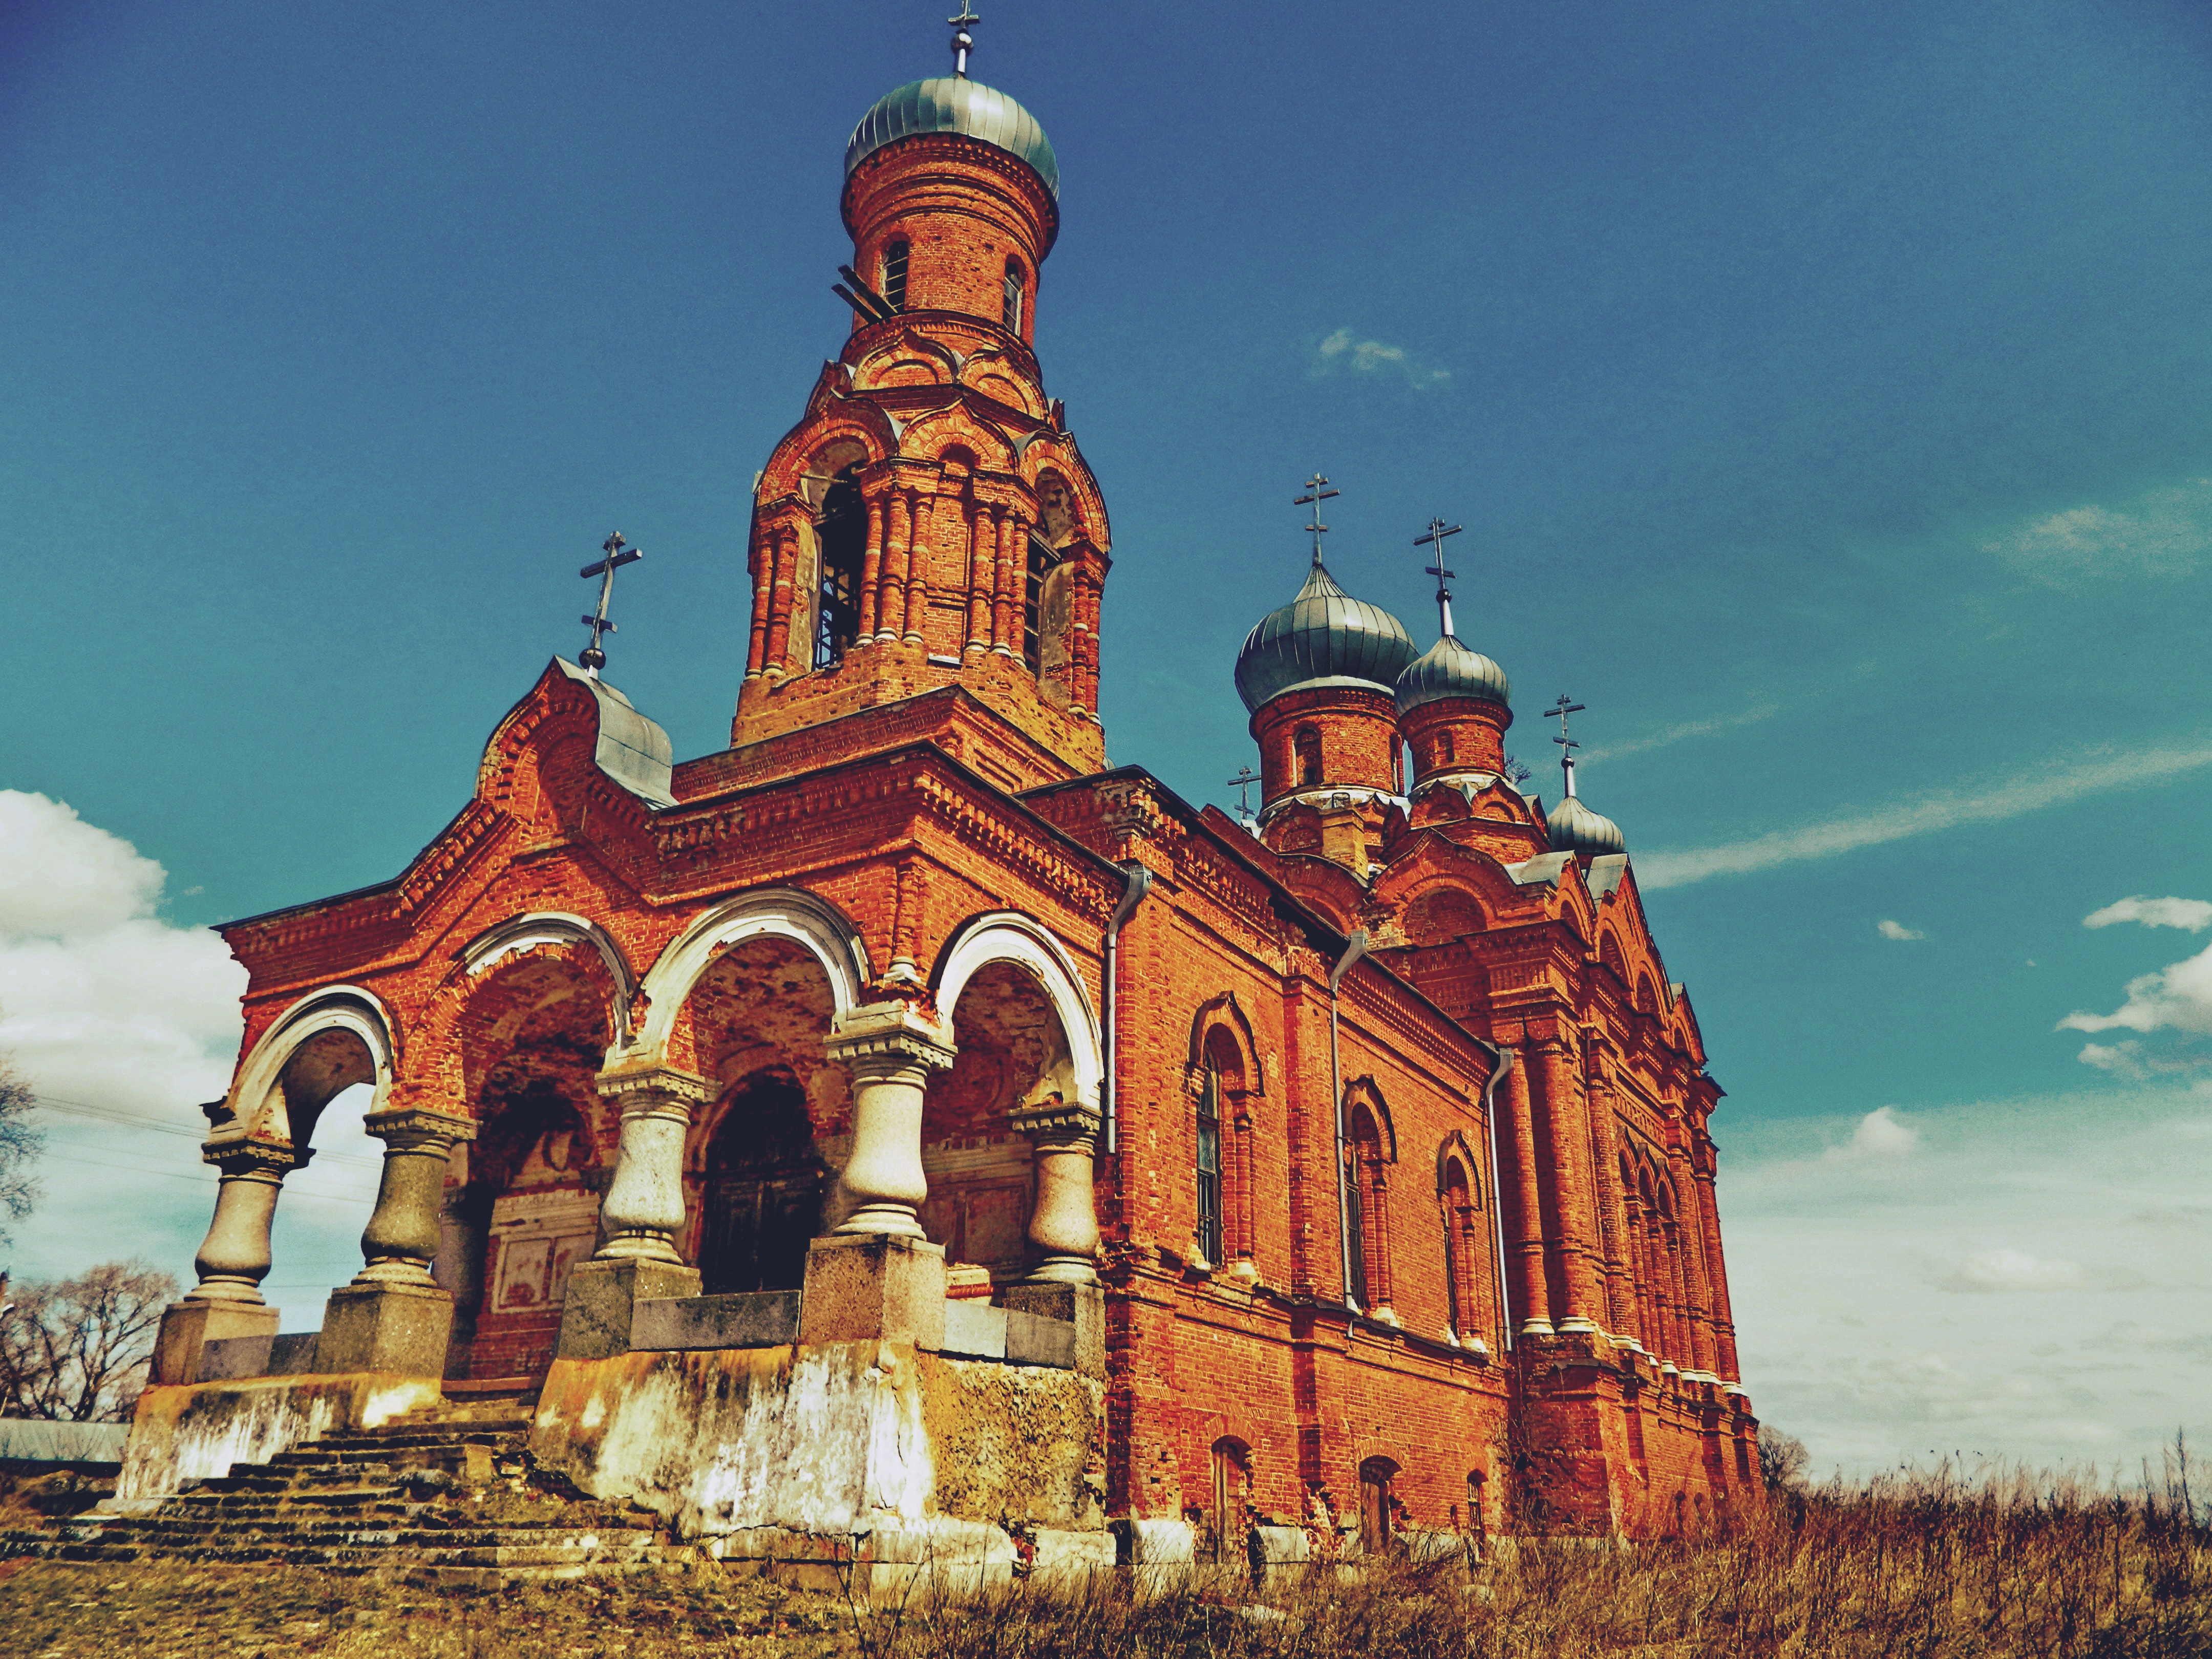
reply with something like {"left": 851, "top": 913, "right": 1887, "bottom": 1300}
{"left": 931, "top": 911, "right": 1102, "bottom": 1107}
{"left": 1436, "top": 1130, "right": 1481, "bottom": 1199}
{"left": 633, "top": 887, "right": 872, "bottom": 1066}
{"left": 221, "top": 985, "right": 398, "bottom": 1148}
{"left": 458, "top": 912, "right": 639, "bottom": 1046}
{"left": 1186, "top": 991, "right": 1265, "bottom": 1095}
{"left": 1342, "top": 1077, "right": 1398, "bottom": 1163}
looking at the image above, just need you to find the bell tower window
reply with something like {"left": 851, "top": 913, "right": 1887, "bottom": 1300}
{"left": 813, "top": 466, "right": 865, "bottom": 669}
{"left": 881, "top": 239, "right": 909, "bottom": 312}
{"left": 1022, "top": 537, "right": 1057, "bottom": 673}
{"left": 1003, "top": 259, "right": 1026, "bottom": 334}
{"left": 1196, "top": 1058, "right": 1224, "bottom": 1268}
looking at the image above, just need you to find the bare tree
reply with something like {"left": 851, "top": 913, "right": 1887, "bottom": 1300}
{"left": 0, "top": 1261, "right": 178, "bottom": 1421}
{"left": 0, "top": 1034, "right": 41, "bottom": 1247}
{"left": 1759, "top": 1423, "right": 1811, "bottom": 1493}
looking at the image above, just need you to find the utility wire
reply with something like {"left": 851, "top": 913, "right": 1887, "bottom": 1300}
{"left": 30, "top": 1091, "right": 385, "bottom": 1173}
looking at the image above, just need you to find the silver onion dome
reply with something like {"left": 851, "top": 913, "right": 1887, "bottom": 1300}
{"left": 1394, "top": 634, "right": 1512, "bottom": 713}
{"left": 847, "top": 79, "right": 1060, "bottom": 199}
{"left": 1548, "top": 792, "right": 1628, "bottom": 857}
{"left": 1235, "top": 561, "right": 1418, "bottom": 714}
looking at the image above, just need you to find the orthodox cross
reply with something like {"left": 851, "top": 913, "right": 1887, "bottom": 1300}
{"left": 1293, "top": 474, "right": 1338, "bottom": 566}
{"left": 1414, "top": 517, "right": 1462, "bottom": 637}
{"left": 1547, "top": 694, "right": 1586, "bottom": 797}
{"left": 949, "top": 6, "right": 980, "bottom": 76}
{"left": 1226, "top": 764, "right": 1261, "bottom": 821}
{"left": 578, "top": 531, "right": 643, "bottom": 677}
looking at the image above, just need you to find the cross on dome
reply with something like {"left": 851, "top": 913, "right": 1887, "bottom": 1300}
{"left": 1547, "top": 694, "right": 1587, "bottom": 796}
{"left": 1293, "top": 473, "right": 1339, "bottom": 566}
{"left": 948, "top": 6, "right": 981, "bottom": 77}
{"left": 578, "top": 531, "right": 643, "bottom": 677}
{"left": 1414, "top": 517, "right": 1462, "bottom": 637}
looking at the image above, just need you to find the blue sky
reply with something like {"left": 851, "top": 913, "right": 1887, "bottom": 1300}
{"left": 4, "top": 1, "right": 2209, "bottom": 1475}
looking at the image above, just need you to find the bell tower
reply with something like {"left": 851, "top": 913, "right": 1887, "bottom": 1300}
{"left": 733, "top": 35, "right": 1109, "bottom": 780}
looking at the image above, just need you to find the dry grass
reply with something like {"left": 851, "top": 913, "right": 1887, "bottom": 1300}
{"left": 1, "top": 1457, "right": 2205, "bottom": 1657}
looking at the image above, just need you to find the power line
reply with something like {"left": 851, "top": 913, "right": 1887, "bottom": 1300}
{"left": 29, "top": 1149, "right": 374, "bottom": 1207}
{"left": 30, "top": 1092, "right": 384, "bottom": 1173}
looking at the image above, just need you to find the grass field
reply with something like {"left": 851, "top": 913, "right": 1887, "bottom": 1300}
{"left": 3, "top": 1458, "right": 2205, "bottom": 1657}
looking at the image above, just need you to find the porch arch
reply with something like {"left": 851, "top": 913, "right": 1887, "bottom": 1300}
{"left": 632, "top": 887, "right": 873, "bottom": 1065}
{"left": 223, "top": 985, "right": 398, "bottom": 1148}
{"left": 930, "top": 912, "right": 1102, "bottom": 1106}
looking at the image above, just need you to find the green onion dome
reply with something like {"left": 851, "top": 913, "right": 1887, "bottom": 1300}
{"left": 1547, "top": 792, "right": 1628, "bottom": 857}
{"left": 847, "top": 78, "right": 1060, "bottom": 199}
{"left": 1235, "top": 561, "right": 1418, "bottom": 714}
{"left": 1393, "top": 634, "right": 1512, "bottom": 713}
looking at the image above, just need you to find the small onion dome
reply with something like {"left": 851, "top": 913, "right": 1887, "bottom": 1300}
{"left": 1235, "top": 561, "right": 1418, "bottom": 714}
{"left": 1394, "top": 634, "right": 1512, "bottom": 714}
{"left": 1548, "top": 792, "right": 1628, "bottom": 857}
{"left": 847, "top": 79, "right": 1060, "bottom": 199}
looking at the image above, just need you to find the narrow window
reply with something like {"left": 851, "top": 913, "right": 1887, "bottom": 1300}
{"left": 881, "top": 239, "right": 909, "bottom": 311}
{"left": 1344, "top": 1155, "right": 1366, "bottom": 1308}
{"left": 1206, "top": 1440, "right": 1248, "bottom": 1565}
{"left": 1022, "top": 537, "right": 1055, "bottom": 673}
{"left": 1196, "top": 1060, "right": 1223, "bottom": 1268}
{"left": 813, "top": 467, "right": 866, "bottom": 669}
{"left": 1294, "top": 725, "right": 1323, "bottom": 786}
{"left": 1358, "top": 1459, "right": 1397, "bottom": 1556}
{"left": 1003, "top": 259, "right": 1026, "bottom": 333}
{"left": 1436, "top": 729, "right": 1454, "bottom": 765}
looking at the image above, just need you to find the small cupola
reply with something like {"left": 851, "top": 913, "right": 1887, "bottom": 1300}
{"left": 1395, "top": 635, "right": 1513, "bottom": 783}
{"left": 1541, "top": 695, "right": 1626, "bottom": 859}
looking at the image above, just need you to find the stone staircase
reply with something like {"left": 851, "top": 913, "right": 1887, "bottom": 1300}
{"left": 0, "top": 1401, "right": 699, "bottom": 1584}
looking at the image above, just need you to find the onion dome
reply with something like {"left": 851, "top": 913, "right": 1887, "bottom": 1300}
{"left": 1548, "top": 792, "right": 1627, "bottom": 857}
{"left": 1235, "top": 561, "right": 1418, "bottom": 714}
{"left": 847, "top": 79, "right": 1060, "bottom": 199}
{"left": 1394, "top": 634, "right": 1511, "bottom": 713}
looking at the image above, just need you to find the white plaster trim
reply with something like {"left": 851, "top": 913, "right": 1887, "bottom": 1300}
{"left": 223, "top": 985, "right": 399, "bottom": 1146}
{"left": 931, "top": 913, "right": 1104, "bottom": 1108}
{"left": 631, "top": 887, "right": 873, "bottom": 1065}
{"left": 461, "top": 911, "right": 639, "bottom": 1029}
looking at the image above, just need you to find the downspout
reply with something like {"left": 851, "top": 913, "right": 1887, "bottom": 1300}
{"left": 1327, "top": 930, "right": 1370, "bottom": 1310}
{"left": 1101, "top": 861, "right": 1153, "bottom": 1157}
{"left": 1476, "top": 1039, "right": 1515, "bottom": 1354}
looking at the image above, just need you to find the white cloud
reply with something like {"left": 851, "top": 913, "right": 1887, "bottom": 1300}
{"left": 1313, "top": 328, "right": 1450, "bottom": 389}
{"left": 1986, "top": 477, "right": 2212, "bottom": 584}
{"left": 2060, "top": 939, "right": 2212, "bottom": 1038}
{"left": 1928, "top": 1248, "right": 2107, "bottom": 1294}
{"left": 2083, "top": 896, "right": 2212, "bottom": 933}
{"left": 1878, "top": 920, "right": 1925, "bottom": 941}
{"left": 1637, "top": 736, "right": 2212, "bottom": 888}
{"left": 1821, "top": 1104, "right": 1919, "bottom": 1161}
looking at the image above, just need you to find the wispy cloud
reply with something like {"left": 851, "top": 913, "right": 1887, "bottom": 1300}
{"left": 2085, "top": 896, "right": 2212, "bottom": 933}
{"left": 1312, "top": 328, "right": 1449, "bottom": 390}
{"left": 1579, "top": 701, "right": 1780, "bottom": 764}
{"left": 1926, "top": 1247, "right": 2145, "bottom": 1294}
{"left": 1986, "top": 477, "right": 2212, "bottom": 584}
{"left": 1637, "top": 737, "right": 2212, "bottom": 889}
{"left": 1878, "top": 920, "right": 1925, "bottom": 942}
{"left": 1821, "top": 1105, "right": 1919, "bottom": 1162}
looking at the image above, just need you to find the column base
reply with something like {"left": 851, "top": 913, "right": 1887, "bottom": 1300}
{"left": 997, "top": 1281, "right": 1104, "bottom": 1378}
{"left": 318, "top": 1281, "right": 454, "bottom": 1377}
{"left": 556, "top": 1258, "right": 702, "bottom": 1362}
{"left": 152, "top": 1299, "right": 281, "bottom": 1386}
{"left": 799, "top": 1233, "right": 945, "bottom": 1350}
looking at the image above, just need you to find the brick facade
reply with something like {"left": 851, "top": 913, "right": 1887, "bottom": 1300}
{"left": 196, "top": 68, "right": 1759, "bottom": 1542}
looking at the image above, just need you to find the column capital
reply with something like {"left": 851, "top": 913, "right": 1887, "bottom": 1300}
{"left": 594, "top": 1063, "right": 710, "bottom": 1114}
{"left": 825, "top": 1002, "right": 956, "bottom": 1075}
{"left": 361, "top": 1108, "right": 477, "bottom": 1151}
{"left": 1009, "top": 1094, "right": 1101, "bottom": 1146}
{"left": 200, "top": 1136, "right": 302, "bottom": 1178}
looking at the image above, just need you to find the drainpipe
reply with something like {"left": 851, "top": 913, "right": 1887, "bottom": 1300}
{"left": 1101, "top": 861, "right": 1153, "bottom": 1157}
{"left": 1476, "top": 1040, "right": 1515, "bottom": 1353}
{"left": 1327, "top": 930, "right": 1369, "bottom": 1310}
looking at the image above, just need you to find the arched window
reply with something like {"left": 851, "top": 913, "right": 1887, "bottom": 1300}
{"left": 1003, "top": 259, "right": 1026, "bottom": 334}
{"left": 1440, "top": 1154, "right": 1482, "bottom": 1344}
{"left": 813, "top": 465, "right": 866, "bottom": 668}
{"left": 1358, "top": 1457, "right": 1399, "bottom": 1556}
{"left": 1464, "top": 1470, "right": 1488, "bottom": 1552}
{"left": 1294, "top": 725, "right": 1323, "bottom": 786}
{"left": 1022, "top": 538, "right": 1057, "bottom": 673}
{"left": 1196, "top": 1055, "right": 1223, "bottom": 1269}
{"left": 1346, "top": 1101, "right": 1392, "bottom": 1314}
{"left": 1204, "top": 1438, "right": 1249, "bottom": 1564}
{"left": 881, "top": 238, "right": 909, "bottom": 311}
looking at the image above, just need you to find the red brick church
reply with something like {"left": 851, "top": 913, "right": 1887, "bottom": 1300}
{"left": 148, "top": 34, "right": 1759, "bottom": 1551}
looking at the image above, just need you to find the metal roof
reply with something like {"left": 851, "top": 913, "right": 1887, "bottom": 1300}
{"left": 1547, "top": 793, "right": 1628, "bottom": 856}
{"left": 1394, "top": 633, "right": 1512, "bottom": 713}
{"left": 846, "top": 78, "right": 1060, "bottom": 199}
{"left": 1235, "top": 561, "right": 1417, "bottom": 713}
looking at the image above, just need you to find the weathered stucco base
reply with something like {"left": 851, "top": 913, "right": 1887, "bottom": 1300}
{"left": 113, "top": 1372, "right": 445, "bottom": 1507}
{"left": 527, "top": 1342, "right": 1105, "bottom": 1588}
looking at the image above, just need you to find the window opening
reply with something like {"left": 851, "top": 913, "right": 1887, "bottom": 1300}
{"left": 1205, "top": 1440, "right": 1248, "bottom": 1565}
{"left": 1294, "top": 726, "right": 1323, "bottom": 786}
{"left": 1344, "top": 1153, "right": 1366, "bottom": 1309}
{"left": 813, "top": 467, "right": 866, "bottom": 669}
{"left": 1196, "top": 1060, "right": 1223, "bottom": 1268}
{"left": 1358, "top": 1459, "right": 1396, "bottom": 1556}
{"left": 1022, "top": 538, "right": 1056, "bottom": 673}
{"left": 1003, "top": 260, "right": 1026, "bottom": 333}
{"left": 881, "top": 239, "right": 909, "bottom": 312}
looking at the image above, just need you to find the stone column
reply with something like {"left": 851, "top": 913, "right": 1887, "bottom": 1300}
{"left": 964, "top": 503, "right": 995, "bottom": 655}
{"left": 1501, "top": 1047, "right": 1553, "bottom": 1337}
{"left": 557, "top": 1066, "right": 708, "bottom": 1362}
{"left": 320, "top": 1110, "right": 474, "bottom": 1376}
{"left": 800, "top": 1002, "right": 955, "bottom": 1349}
{"left": 152, "top": 1138, "right": 295, "bottom": 1385}
{"left": 857, "top": 493, "right": 886, "bottom": 642}
{"left": 879, "top": 493, "right": 911, "bottom": 643}
{"left": 992, "top": 511, "right": 1021, "bottom": 655}
{"left": 763, "top": 521, "right": 796, "bottom": 677}
{"left": 902, "top": 493, "right": 931, "bottom": 643}
{"left": 1010, "top": 1091, "right": 1101, "bottom": 1285}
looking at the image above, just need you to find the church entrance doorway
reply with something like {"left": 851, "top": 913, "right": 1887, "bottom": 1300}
{"left": 697, "top": 1068, "right": 822, "bottom": 1295}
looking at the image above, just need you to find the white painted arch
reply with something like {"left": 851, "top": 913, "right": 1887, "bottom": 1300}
{"left": 631, "top": 887, "right": 873, "bottom": 1064}
{"left": 459, "top": 911, "right": 640, "bottom": 1039}
{"left": 931, "top": 912, "right": 1104, "bottom": 1108}
{"left": 223, "top": 984, "right": 398, "bottom": 1148}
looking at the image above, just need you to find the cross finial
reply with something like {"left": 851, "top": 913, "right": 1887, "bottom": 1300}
{"left": 1414, "top": 517, "right": 1463, "bottom": 638}
{"left": 948, "top": 7, "right": 981, "bottom": 76}
{"left": 578, "top": 531, "right": 643, "bottom": 677}
{"left": 1293, "top": 473, "right": 1339, "bottom": 566}
{"left": 1226, "top": 764, "right": 1262, "bottom": 826}
{"left": 1547, "top": 694, "right": 1587, "bottom": 797}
